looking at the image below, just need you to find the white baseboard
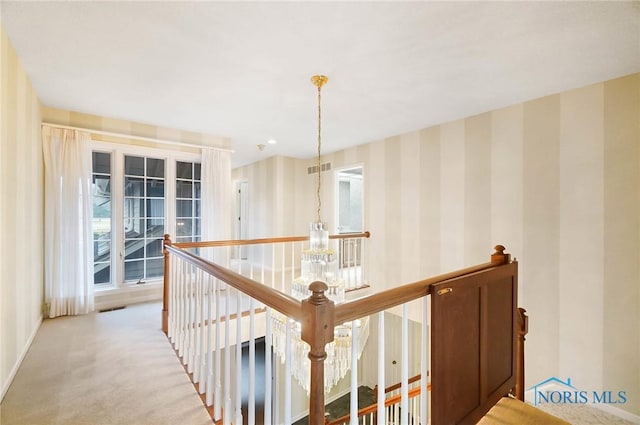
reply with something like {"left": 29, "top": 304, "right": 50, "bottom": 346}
{"left": 94, "top": 283, "right": 163, "bottom": 311}
{"left": 1, "top": 315, "right": 43, "bottom": 402}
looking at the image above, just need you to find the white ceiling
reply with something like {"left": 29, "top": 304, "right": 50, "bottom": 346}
{"left": 1, "top": 1, "right": 639, "bottom": 167}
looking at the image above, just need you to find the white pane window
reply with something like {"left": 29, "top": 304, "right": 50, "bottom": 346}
{"left": 175, "top": 161, "right": 201, "bottom": 246}
{"left": 124, "top": 155, "right": 165, "bottom": 282}
{"left": 91, "top": 146, "right": 200, "bottom": 290}
{"left": 92, "top": 152, "right": 112, "bottom": 285}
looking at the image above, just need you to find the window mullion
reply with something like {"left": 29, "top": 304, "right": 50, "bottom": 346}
{"left": 113, "top": 148, "right": 125, "bottom": 288}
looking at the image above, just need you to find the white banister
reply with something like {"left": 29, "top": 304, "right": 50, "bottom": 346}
{"left": 164, "top": 232, "right": 372, "bottom": 425}
{"left": 291, "top": 242, "right": 296, "bottom": 282}
{"left": 214, "top": 276, "right": 222, "bottom": 419}
{"left": 224, "top": 286, "right": 231, "bottom": 425}
{"left": 421, "top": 295, "right": 429, "bottom": 425}
{"left": 206, "top": 275, "right": 214, "bottom": 406}
{"left": 235, "top": 291, "right": 243, "bottom": 425}
{"left": 350, "top": 320, "right": 359, "bottom": 425}
{"left": 194, "top": 268, "right": 202, "bottom": 385}
{"left": 284, "top": 320, "right": 292, "bottom": 425}
{"left": 188, "top": 264, "right": 196, "bottom": 374}
{"left": 178, "top": 259, "right": 186, "bottom": 358}
{"left": 271, "top": 244, "right": 276, "bottom": 292}
{"left": 377, "top": 312, "right": 385, "bottom": 425}
{"left": 249, "top": 298, "right": 256, "bottom": 425}
{"left": 264, "top": 308, "right": 273, "bottom": 425}
{"left": 401, "top": 304, "right": 409, "bottom": 425}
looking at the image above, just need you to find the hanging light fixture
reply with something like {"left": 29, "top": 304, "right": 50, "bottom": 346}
{"left": 271, "top": 75, "right": 370, "bottom": 394}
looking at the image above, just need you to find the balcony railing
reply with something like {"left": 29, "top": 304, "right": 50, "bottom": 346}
{"left": 162, "top": 234, "right": 522, "bottom": 425}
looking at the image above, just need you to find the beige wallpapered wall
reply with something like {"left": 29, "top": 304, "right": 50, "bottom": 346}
{"left": 234, "top": 73, "right": 640, "bottom": 415}
{"left": 0, "top": 24, "right": 44, "bottom": 400}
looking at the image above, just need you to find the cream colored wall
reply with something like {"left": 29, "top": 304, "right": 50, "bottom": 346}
{"left": 233, "top": 155, "right": 300, "bottom": 238}
{"left": 0, "top": 25, "right": 44, "bottom": 400}
{"left": 235, "top": 73, "right": 640, "bottom": 415}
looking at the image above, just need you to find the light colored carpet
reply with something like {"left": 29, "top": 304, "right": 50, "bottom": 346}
{"left": 536, "top": 403, "right": 639, "bottom": 425}
{"left": 0, "top": 302, "right": 211, "bottom": 425}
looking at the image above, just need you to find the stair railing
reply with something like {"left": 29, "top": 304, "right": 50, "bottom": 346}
{"left": 163, "top": 236, "right": 515, "bottom": 425}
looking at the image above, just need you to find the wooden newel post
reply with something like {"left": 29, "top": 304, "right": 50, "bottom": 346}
{"left": 301, "top": 281, "right": 335, "bottom": 425}
{"left": 491, "top": 244, "right": 511, "bottom": 265}
{"left": 516, "top": 307, "right": 528, "bottom": 401}
{"left": 162, "top": 234, "right": 172, "bottom": 335}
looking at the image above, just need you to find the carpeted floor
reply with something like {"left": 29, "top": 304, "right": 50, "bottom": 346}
{"left": 536, "top": 402, "right": 639, "bottom": 425}
{"left": 0, "top": 302, "right": 211, "bottom": 425}
{"left": 2, "top": 302, "right": 637, "bottom": 425}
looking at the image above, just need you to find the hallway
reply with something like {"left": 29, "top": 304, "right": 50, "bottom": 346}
{"left": 0, "top": 302, "right": 210, "bottom": 425}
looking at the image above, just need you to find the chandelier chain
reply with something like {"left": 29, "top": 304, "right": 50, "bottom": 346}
{"left": 316, "top": 83, "right": 322, "bottom": 223}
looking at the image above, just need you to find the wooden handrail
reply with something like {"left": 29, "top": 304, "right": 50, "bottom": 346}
{"left": 334, "top": 245, "right": 510, "bottom": 324}
{"left": 165, "top": 243, "right": 304, "bottom": 320}
{"left": 326, "top": 384, "right": 428, "bottom": 425}
{"left": 164, "top": 240, "right": 513, "bottom": 425}
{"left": 172, "top": 231, "right": 371, "bottom": 249}
{"left": 335, "top": 262, "right": 493, "bottom": 325}
{"left": 376, "top": 374, "right": 422, "bottom": 397}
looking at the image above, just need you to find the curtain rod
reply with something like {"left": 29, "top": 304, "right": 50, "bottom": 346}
{"left": 41, "top": 122, "right": 234, "bottom": 153}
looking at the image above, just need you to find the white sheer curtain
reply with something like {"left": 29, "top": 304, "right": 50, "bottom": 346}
{"left": 43, "top": 126, "right": 94, "bottom": 318}
{"left": 201, "top": 148, "right": 232, "bottom": 253}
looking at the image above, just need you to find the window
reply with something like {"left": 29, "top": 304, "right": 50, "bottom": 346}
{"left": 90, "top": 145, "right": 200, "bottom": 287}
{"left": 92, "top": 152, "right": 112, "bottom": 284}
{"left": 123, "top": 155, "right": 165, "bottom": 282}
{"left": 175, "top": 161, "right": 201, "bottom": 244}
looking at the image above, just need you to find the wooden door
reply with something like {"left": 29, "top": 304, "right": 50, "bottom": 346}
{"left": 430, "top": 262, "right": 518, "bottom": 425}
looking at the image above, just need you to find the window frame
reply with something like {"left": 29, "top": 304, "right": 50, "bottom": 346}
{"left": 91, "top": 140, "right": 201, "bottom": 291}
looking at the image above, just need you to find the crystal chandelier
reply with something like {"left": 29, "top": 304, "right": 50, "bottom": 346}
{"left": 271, "top": 75, "right": 370, "bottom": 394}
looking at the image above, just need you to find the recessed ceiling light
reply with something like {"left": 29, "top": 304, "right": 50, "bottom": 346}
{"left": 267, "top": 139, "right": 277, "bottom": 145}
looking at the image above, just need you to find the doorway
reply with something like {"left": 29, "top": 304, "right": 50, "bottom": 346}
{"left": 336, "top": 166, "right": 363, "bottom": 234}
{"left": 335, "top": 166, "right": 364, "bottom": 269}
{"left": 235, "top": 180, "right": 248, "bottom": 259}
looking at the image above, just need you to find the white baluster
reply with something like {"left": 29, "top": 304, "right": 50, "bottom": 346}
{"left": 350, "top": 319, "right": 359, "bottom": 425}
{"left": 188, "top": 264, "right": 195, "bottom": 373}
{"left": 168, "top": 255, "right": 175, "bottom": 342}
{"left": 175, "top": 259, "right": 181, "bottom": 352}
{"left": 261, "top": 244, "right": 266, "bottom": 289}
{"left": 290, "top": 241, "right": 295, "bottom": 283}
{"left": 235, "top": 290, "right": 243, "bottom": 425}
{"left": 249, "top": 298, "right": 256, "bottom": 425}
{"left": 214, "top": 278, "right": 222, "bottom": 420}
{"left": 178, "top": 259, "right": 186, "bottom": 358}
{"left": 281, "top": 244, "right": 286, "bottom": 293}
{"left": 271, "top": 244, "right": 276, "bottom": 291}
{"left": 264, "top": 308, "right": 272, "bottom": 425}
{"left": 284, "top": 320, "right": 292, "bottom": 425}
{"left": 347, "top": 239, "right": 353, "bottom": 289}
{"left": 377, "top": 312, "right": 385, "bottom": 425}
{"left": 223, "top": 283, "right": 232, "bottom": 425}
{"left": 362, "top": 238, "right": 367, "bottom": 287}
{"left": 194, "top": 268, "right": 201, "bottom": 384}
{"left": 401, "top": 304, "right": 409, "bottom": 425}
{"left": 206, "top": 275, "right": 214, "bottom": 406}
{"left": 421, "top": 295, "right": 428, "bottom": 425}
{"left": 199, "top": 270, "right": 208, "bottom": 393}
